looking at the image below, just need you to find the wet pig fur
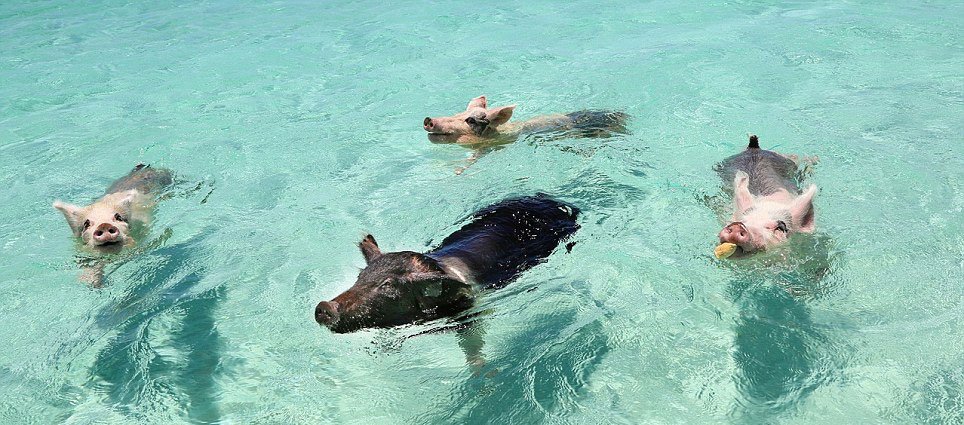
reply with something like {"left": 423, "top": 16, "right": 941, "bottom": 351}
{"left": 423, "top": 95, "right": 629, "bottom": 145}
{"left": 715, "top": 135, "right": 818, "bottom": 257}
{"left": 315, "top": 195, "right": 580, "bottom": 333}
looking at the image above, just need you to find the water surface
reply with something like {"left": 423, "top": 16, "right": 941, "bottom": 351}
{"left": 1, "top": 0, "right": 962, "bottom": 423}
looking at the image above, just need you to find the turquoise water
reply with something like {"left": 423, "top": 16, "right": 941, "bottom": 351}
{"left": 1, "top": 0, "right": 963, "bottom": 423}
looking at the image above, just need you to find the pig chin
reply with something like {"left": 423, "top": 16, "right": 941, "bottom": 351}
{"left": 427, "top": 132, "right": 462, "bottom": 143}
{"left": 426, "top": 125, "right": 468, "bottom": 137}
{"left": 723, "top": 242, "right": 755, "bottom": 258}
{"left": 730, "top": 236, "right": 770, "bottom": 257}
{"left": 85, "top": 237, "right": 128, "bottom": 252}
{"left": 321, "top": 312, "right": 404, "bottom": 334}
{"left": 316, "top": 300, "right": 420, "bottom": 333}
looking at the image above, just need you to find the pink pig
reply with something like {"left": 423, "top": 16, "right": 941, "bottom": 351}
{"left": 53, "top": 164, "right": 172, "bottom": 285}
{"left": 423, "top": 95, "right": 628, "bottom": 145}
{"left": 717, "top": 135, "right": 818, "bottom": 257}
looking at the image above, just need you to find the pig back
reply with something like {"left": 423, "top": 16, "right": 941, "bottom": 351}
{"left": 717, "top": 149, "right": 800, "bottom": 196}
{"left": 563, "top": 110, "right": 630, "bottom": 136}
{"left": 106, "top": 164, "right": 173, "bottom": 195}
{"left": 428, "top": 195, "right": 580, "bottom": 289}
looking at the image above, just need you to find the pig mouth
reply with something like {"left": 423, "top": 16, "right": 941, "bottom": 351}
{"left": 426, "top": 128, "right": 454, "bottom": 135}
{"left": 427, "top": 130, "right": 457, "bottom": 137}
{"left": 730, "top": 242, "right": 768, "bottom": 258}
{"left": 729, "top": 245, "right": 750, "bottom": 258}
{"left": 93, "top": 240, "right": 125, "bottom": 251}
{"left": 426, "top": 132, "right": 463, "bottom": 144}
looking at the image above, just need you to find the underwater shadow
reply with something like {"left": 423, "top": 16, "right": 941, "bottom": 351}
{"left": 890, "top": 362, "right": 964, "bottom": 423}
{"left": 412, "top": 298, "right": 611, "bottom": 424}
{"left": 88, "top": 233, "right": 225, "bottom": 423}
{"left": 725, "top": 232, "right": 841, "bottom": 420}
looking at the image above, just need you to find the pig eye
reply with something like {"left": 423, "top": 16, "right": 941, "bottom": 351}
{"left": 775, "top": 220, "right": 788, "bottom": 233}
{"left": 114, "top": 213, "right": 126, "bottom": 222}
{"left": 83, "top": 219, "right": 91, "bottom": 230}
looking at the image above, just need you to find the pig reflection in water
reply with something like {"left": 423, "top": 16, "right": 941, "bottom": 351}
{"left": 716, "top": 135, "right": 818, "bottom": 258}
{"left": 315, "top": 196, "right": 579, "bottom": 367}
{"left": 423, "top": 95, "right": 629, "bottom": 173}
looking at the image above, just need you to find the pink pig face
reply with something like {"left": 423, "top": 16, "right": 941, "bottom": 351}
{"left": 718, "top": 171, "right": 817, "bottom": 256}
{"left": 53, "top": 190, "right": 139, "bottom": 252}
{"left": 423, "top": 95, "right": 515, "bottom": 142}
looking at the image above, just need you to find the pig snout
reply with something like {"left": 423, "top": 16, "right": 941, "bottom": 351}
{"left": 93, "top": 223, "right": 120, "bottom": 244}
{"left": 719, "top": 222, "right": 750, "bottom": 246}
{"left": 423, "top": 117, "right": 435, "bottom": 132}
{"left": 315, "top": 301, "right": 340, "bottom": 328}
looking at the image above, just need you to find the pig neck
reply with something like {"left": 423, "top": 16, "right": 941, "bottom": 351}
{"left": 455, "top": 114, "right": 574, "bottom": 144}
{"left": 727, "top": 149, "right": 801, "bottom": 201}
{"left": 748, "top": 173, "right": 795, "bottom": 204}
{"left": 500, "top": 114, "right": 571, "bottom": 135}
{"left": 759, "top": 190, "right": 793, "bottom": 203}
{"left": 433, "top": 256, "right": 476, "bottom": 287}
{"left": 427, "top": 236, "right": 510, "bottom": 288}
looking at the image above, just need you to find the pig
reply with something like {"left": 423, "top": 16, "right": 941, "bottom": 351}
{"left": 716, "top": 135, "right": 818, "bottom": 257}
{"left": 315, "top": 195, "right": 580, "bottom": 334}
{"left": 423, "top": 95, "right": 629, "bottom": 145}
{"left": 53, "top": 164, "right": 173, "bottom": 284}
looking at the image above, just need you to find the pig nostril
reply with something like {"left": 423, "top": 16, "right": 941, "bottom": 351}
{"left": 94, "top": 230, "right": 103, "bottom": 237}
{"left": 315, "top": 302, "right": 339, "bottom": 326}
{"left": 108, "top": 228, "right": 116, "bottom": 234}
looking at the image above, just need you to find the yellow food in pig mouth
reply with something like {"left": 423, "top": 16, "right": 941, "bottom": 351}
{"left": 714, "top": 243, "right": 738, "bottom": 259}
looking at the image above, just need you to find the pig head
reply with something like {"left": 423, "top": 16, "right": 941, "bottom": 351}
{"left": 315, "top": 235, "right": 473, "bottom": 333}
{"left": 720, "top": 170, "right": 817, "bottom": 256}
{"left": 53, "top": 190, "right": 145, "bottom": 252}
{"left": 423, "top": 95, "right": 516, "bottom": 142}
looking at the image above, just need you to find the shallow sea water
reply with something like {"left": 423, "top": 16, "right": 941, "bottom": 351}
{"left": 1, "top": 1, "right": 963, "bottom": 423}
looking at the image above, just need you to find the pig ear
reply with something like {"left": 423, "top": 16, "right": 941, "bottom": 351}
{"left": 732, "top": 170, "right": 754, "bottom": 212}
{"left": 790, "top": 185, "right": 817, "bottom": 233}
{"left": 466, "top": 95, "right": 487, "bottom": 110}
{"left": 358, "top": 234, "right": 382, "bottom": 264}
{"left": 53, "top": 201, "right": 85, "bottom": 235}
{"left": 485, "top": 105, "right": 515, "bottom": 127}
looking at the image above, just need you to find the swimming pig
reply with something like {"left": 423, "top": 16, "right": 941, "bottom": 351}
{"left": 53, "top": 164, "right": 173, "bottom": 283}
{"left": 716, "top": 135, "right": 817, "bottom": 257}
{"left": 423, "top": 95, "right": 629, "bottom": 145}
{"left": 315, "top": 195, "right": 580, "bottom": 334}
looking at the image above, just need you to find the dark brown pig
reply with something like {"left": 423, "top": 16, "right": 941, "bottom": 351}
{"left": 315, "top": 195, "right": 580, "bottom": 333}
